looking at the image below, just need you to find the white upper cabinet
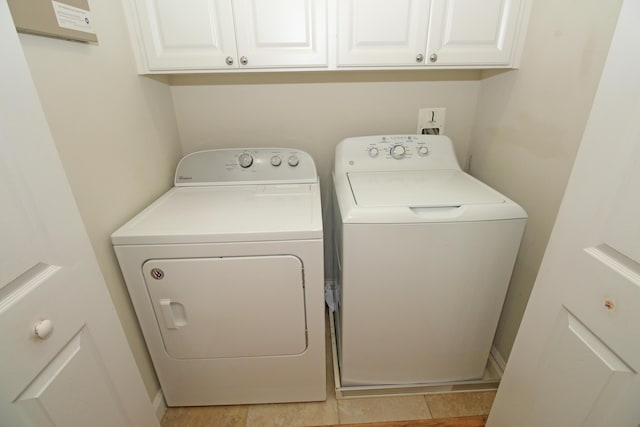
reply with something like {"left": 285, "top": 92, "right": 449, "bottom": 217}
{"left": 131, "top": 0, "right": 237, "bottom": 71}
{"left": 337, "top": 0, "right": 431, "bottom": 67}
{"left": 233, "top": 0, "right": 327, "bottom": 68}
{"left": 125, "top": 0, "right": 529, "bottom": 72}
{"left": 128, "top": 0, "right": 328, "bottom": 72}
{"left": 426, "top": 0, "right": 527, "bottom": 66}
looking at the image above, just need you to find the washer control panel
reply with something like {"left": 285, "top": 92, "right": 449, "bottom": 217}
{"left": 363, "top": 135, "right": 433, "bottom": 162}
{"left": 336, "top": 135, "right": 460, "bottom": 173}
{"left": 175, "top": 148, "right": 317, "bottom": 186}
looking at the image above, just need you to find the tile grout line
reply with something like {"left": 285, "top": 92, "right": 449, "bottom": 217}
{"left": 423, "top": 394, "right": 433, "bottom": 419}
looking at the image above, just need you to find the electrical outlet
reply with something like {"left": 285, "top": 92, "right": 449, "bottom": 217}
{"left": 417, "top": 108, "right": 446, "bottom": 135}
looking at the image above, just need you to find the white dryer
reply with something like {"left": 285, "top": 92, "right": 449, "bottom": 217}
{"left": 112, "top": 148, "right": 325, "bottom": 406}
{"left": 332, "top": 135, "right": 526, "bottom": 387}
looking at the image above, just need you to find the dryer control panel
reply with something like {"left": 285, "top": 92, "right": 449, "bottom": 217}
{"left": 175, "top": 148, "right": 318, "bottom": 186}
{"left": 335, "top": 135, "right": 461, "bottom": 174}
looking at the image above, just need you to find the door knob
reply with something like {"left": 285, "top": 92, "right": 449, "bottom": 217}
{"left": 34, "top": 319, "right": 53, "bottom": 339}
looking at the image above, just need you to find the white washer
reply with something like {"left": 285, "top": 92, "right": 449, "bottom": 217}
{"left": 112, "top": 148, "right": 325, "bottom": 406}
{"left": 332, "top": 135, "right": 527, "bottom": 387}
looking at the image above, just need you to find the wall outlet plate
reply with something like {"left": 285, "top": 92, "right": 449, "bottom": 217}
{"left": 417, "top": 108, "right": 446, "bottom": 135}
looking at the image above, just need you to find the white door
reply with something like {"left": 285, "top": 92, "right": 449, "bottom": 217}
{"left": 487, "top": 1, "right": 640, "bottom": 426}
{"left": 131, "top": 0, "right": 238, "bottom": 71}
{"left": 0, "top": 4, "right": 159, "bottom": 427}
{"left": 426, "top": 0, "right": 525, "bottom": 66}
{"left": 337, "top": 0, "right": 431, "bottom": 66}
{"left": 233, "top": 0, "right": 327, "bottom": 68}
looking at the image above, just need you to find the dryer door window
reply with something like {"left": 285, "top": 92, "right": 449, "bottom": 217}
{"left": 142, "top": 255, "right": 307, "bottom": 359}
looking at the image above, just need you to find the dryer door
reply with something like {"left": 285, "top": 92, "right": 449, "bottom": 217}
{"left": 142, "top": 255, "right": 307, "bottom": 359}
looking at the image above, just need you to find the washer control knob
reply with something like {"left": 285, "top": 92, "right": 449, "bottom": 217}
{"left": 270, "top": 155, "right": 282, "bottom": 167}
{"left": 368, "top": 147, "right": 379, "bottom": 158}
{"left": 418, "top": 146, "right": 429, "bottom": 157}
{"left": 238, "top": 153, "right": 253, "bottom": 168}
{"left": 288, "top": 155, "right": 300, "bottom": 167}
{"left": 390, "top": 144, "right": 406, "bottom": 159}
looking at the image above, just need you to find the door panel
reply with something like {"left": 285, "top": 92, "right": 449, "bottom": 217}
{"left": 522, "top": 308, "right": 634, "bottom": 426}
{"left": 143, "top": 255, "right": 307, "bottom": 359}
{"left": 487, "top": 1, "right": 640, "bottom": 425}
{"left": 564, "top": 246, "right": 640, "bottom": 370}
{"left": 14, "top": 330, "right": 129, "bottom": 427}
{"left": 0, "top": 161, "right": 45, "bottom": 288}
{"left": 602, "top": 150, "right": 640, "bottom": 263}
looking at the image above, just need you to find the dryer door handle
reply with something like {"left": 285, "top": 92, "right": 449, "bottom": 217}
{"left": 159, "top": 299, "right": 187, "bottom": 329}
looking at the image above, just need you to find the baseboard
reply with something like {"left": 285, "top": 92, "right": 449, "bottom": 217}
{"left": 152, "top": 389, "right": 167, "bottom": 421}
{"left": 490, "top": 346, "right": 507, "bottom": 374}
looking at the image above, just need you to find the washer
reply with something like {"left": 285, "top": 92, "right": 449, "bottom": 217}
{"left": 112, "top": 148, "right": 325, "bottom": 406}
{"left": 332, "top": 135, "right": 527, "bottom": 387}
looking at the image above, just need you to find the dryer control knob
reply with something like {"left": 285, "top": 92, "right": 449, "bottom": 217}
{"left": 418, "top": 146, "right": 429, "bottom": 156}
{"left": 390, "top": 144, "right": 406, "bottom": 159}
{"left": 288, "top": 155, "right": 300, "bottom": 167}
{"left": 270, "top": 155, "right": 282, "bottom": 166}
{"left": 238, "top": 153, "right": 253, "bottom": 168}
{"left": 368, "top": 147, "right": 379, "bottom": 157}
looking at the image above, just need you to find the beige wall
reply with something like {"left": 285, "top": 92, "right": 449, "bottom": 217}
{"left": 170, "top": 71, "right": 483, "bottom": 274}
{"left": 18, "top": 2, "right": 182, "bottom": 398}
{"left": 469, "top": 0, "right": 623, "bottom": 361}
{"left": 171, "top": 71, "right": 482, "bottom": 176}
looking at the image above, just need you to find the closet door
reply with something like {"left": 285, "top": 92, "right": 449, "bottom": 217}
{"left": 0, "top": 4, "right": 158, "bottom": 426}
{"left": 487, "top": 1, "right": 640, "bottom": 425}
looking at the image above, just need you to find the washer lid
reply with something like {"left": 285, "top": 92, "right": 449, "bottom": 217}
{"left": 111, "top": 184, "right": 322, "bottom": 245}
{"left": 348, "top": 170, "right": 506, "bottom": 207}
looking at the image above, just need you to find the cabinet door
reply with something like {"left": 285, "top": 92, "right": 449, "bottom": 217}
{"left": 132, "top": 0, "right": 238, "bottom": 71}
{"left": 232, "top": 0, "right": 327, "bottom": 68}
{"left": 426, "top": 0, "right": 526, "bottom": 66}
{"left": 337, "top": 0, "right": 431, "bottom": 66}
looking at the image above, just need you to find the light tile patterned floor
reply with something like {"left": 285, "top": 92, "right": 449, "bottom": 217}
{"left": 161, "top": 390, "right": 495, "bottom": 427}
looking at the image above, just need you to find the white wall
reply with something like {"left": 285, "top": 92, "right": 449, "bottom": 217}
{"left": 469, "top": 0, "right": 623, "bottom": 361}
{"left": 18, "top": 1, "right": 182, "bottom": 398}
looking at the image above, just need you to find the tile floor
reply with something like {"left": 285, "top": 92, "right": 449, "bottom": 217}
{"left": 161, "top": 312, "right": 496, "bottom": 427}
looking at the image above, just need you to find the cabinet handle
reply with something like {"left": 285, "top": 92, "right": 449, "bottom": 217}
{"left": 34, "top": 319, "right": 53, "bottom": 340}
{"left": 429, "top": 53, "right": 438, "bottom": 63}
{"left": 225, "top": 56, "right": 234, "bottom": 66}
{"left": 240, "top": 56, "right": 248, "bottom": 66}
{"left": 416, "top": 54, "right": 424, "bottom": 63}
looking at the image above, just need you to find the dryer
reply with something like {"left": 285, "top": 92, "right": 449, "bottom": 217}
{"left": 112, "top": 148, "right": 325, "bottom": 406}
{"left": 332, "top": 135, "right": 526, "bottom": 387}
